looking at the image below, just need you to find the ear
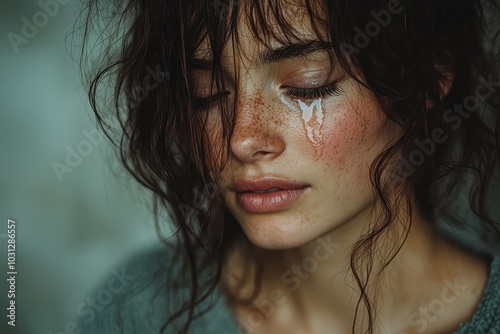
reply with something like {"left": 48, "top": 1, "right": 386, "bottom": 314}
{"left": 439, "top": 70, "right": 454, "bottom": 98}
{"left": 426, "top": 68, "right": 454, "bottom": 109}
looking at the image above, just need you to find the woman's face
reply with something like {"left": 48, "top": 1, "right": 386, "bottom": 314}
{"left": 191, "top": 7, "right": 400, "bottom": 250}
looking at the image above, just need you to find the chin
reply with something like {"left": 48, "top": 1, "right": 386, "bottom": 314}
{"left": 236, "top": 213, "right": 323, "bottom": 250}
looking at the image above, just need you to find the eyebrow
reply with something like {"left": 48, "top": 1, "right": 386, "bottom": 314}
{"left": 259, "top": 40, "right": 334, "bottom": 64}
{"left": 188, "top": 40, "right": 334, "bottom": 70}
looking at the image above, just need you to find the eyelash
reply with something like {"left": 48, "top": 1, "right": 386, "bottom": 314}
{"left": 192, "top": 82, "right": 341, "bottom": 110}
{"left": 284, "top": 82, "right": 341, "bottom": 100}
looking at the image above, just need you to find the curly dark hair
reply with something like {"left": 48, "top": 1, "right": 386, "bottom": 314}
{"left": 79, "top": 0, "right": 500, "bottom": 333}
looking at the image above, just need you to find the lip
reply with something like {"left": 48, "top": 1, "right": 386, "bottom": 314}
{"left": 234, "top": 177, "right": 309, "bottom": 213}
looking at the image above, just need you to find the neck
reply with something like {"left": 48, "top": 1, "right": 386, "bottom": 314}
{"left": 221, "top": 200, "right": 489, "bottom": 334}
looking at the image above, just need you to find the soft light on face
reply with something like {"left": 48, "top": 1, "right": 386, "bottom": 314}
{"left": 190, "top": 8, "right": 400, "bottom": 250}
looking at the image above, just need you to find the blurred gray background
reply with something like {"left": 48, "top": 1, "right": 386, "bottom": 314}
{"left": 1, "top": 1, "right": 500, "bottom": 334}
{"left": 0, "top": 1, "right": 163, "bottom": 333}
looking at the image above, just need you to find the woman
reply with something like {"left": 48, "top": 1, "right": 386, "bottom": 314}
{"left": 80, "top": 0, "right": 500, "bottom": 333}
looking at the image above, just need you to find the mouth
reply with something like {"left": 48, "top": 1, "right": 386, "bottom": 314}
{"left": 246, "top": 187, "right": 282, "bottom": 194}
{"left": 234, "top": 178, "right": 309, "bottom": 193}
{"left": 233, "top": 177, "right": 309, "bottom": 213}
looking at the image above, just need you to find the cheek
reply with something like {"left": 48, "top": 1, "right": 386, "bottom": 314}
{"left": 293, "top": 97, "right": 390, "bottom": 176}
{"left": 321, "top": 104, "right": 371, "bottom": 166}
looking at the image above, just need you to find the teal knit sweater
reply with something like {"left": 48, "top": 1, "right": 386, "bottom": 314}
{"left": 78, "top": 247, "right": 500, "bottom": 334}
{"left": 455, "top": 256, "right": 500, "bottom": 333}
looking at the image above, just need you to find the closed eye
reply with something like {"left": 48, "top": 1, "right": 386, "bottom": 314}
{"left": 193, "top": 92, "right": 230, "bottom": 110}
{"left": 284, "top": 82, "right": 342, "bottom": 100}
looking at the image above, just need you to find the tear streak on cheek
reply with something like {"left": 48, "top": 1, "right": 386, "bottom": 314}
{"left": 297, "top": 98, "right": 325, "bottom": 159}
{"left": 278, "top": 95, "right": 327, "bottom": 159}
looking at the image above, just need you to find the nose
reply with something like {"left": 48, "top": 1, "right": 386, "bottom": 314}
{"left": 230, "top": 95, "right": 285, "bottom": 163}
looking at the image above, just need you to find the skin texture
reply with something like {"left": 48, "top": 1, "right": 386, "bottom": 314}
{"left": 195, "top": 33, "right": 398, "bottom": 251}
{"left": 190, "top": 3, "right": 489, "bottom": 333}
{"left": 222, "top": 62, "right": 397, "bottom": 250}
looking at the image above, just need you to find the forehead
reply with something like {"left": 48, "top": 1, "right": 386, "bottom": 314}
{"left": 192, "top": 0, "right": 328, "bottom": 64}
